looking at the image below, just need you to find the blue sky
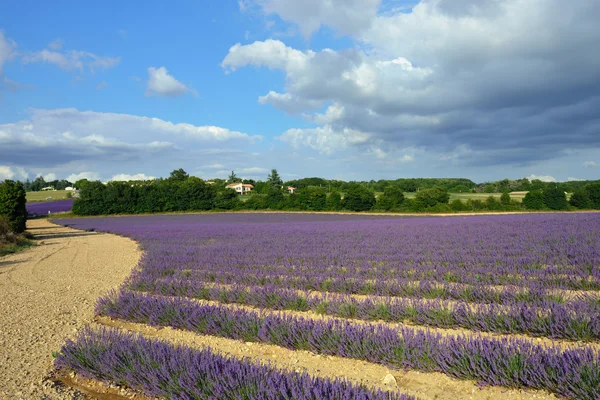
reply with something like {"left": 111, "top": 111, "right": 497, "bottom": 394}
{"left": 1, "top": 0, "right": 599, "bottom": 183}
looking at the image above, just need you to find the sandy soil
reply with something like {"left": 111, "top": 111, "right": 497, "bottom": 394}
{"left": 0, "top": 219, "right": 141, "bottom": 399}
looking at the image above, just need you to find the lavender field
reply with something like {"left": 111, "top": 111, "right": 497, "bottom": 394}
{"left": 53, "top": 213, "right": 600, "bottom": 399}
{"left": 26, "top": 199, "right": 73, "bottom": 216}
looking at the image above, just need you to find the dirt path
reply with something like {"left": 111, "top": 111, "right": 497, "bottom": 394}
{"left": 0, "top": 219, "right": 141, "bottom": 399}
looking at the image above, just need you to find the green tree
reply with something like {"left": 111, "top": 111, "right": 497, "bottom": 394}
{"left": 569, "top": 189, "right": 592, "bottom": 209}
{"left": 326, "top": 191, "right": 342, "bottom": 211}
{"left": 169, "top": 168, "right": 189, "bottom": 182}
{"left": 342, "top": 184, "right": 375, "bottom": 212}
{"left": 585, "top": 183, "right": 600, "bottom": 209}
{"left": 375, "top": 185, "right": 405, "bottom": 211}
{"left": 415, "top": 186, "right": 450, "bottom": 209}
{"left": 483, "top": 184, "right": 496, "bottom": 193}
{"left": 228, "top": 171, "right": 241, "bottom": 183}
{"left": 500, "top": 191, "right": 511, "bottom": 205}
{"left": 297, "top": 186, "right": 327, "bottom": 211}
{"left": 265, "top": 185, "right": 284, "bottom": 208}
{"left": 523, "top": 190, "right": 545, "bottom": 210}
{"left": 214, "top": 188, "right": 240, "bottom": 210}
{"left": 267, "top": 169, "right": 283, "bottom": 187}
{"left": 0, "top": 180, "right": 27, "bottom": 233}
{"left": 450, "top": 199, "right": 466, "bottom": 212}
{"left": 543, "top": 186, "right": 568, "bottom": 210}
{"left": 485, "top": 196, "right": 502, "bottom": 211}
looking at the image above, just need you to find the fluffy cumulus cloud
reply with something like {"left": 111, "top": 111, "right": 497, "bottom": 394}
{"left": 66, "top": 172, "right": 100, "bottom": 183}
{"left": 0, "top": 108, "right": 263, "bottom": 181}
{"left": 110, "top": 173, "right": 156, "bottom": 181}
{"left": 527, "top": 174, "right": 557, "bottom": 183}
{"left": 146, "top": 67, "right": 193, "bottom": 97}
{"left": 254, "top": 0, "right": 380, "bottom": 38}
{"left": 225, "top": 0, "right": 600, "bottom": 169}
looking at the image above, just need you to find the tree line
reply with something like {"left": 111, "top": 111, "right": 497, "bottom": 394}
{"left": 70, "top": 169, "right": 600, "bottom": 216}
{"left": 22, "top": 176, "right": 74, "bottom": 192}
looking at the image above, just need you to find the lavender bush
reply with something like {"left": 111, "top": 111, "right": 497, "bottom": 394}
{"left": 96, "top": 290, "right": 600, "bottom": 399}
{"left": 56, "top": 327, "right": 414, "bottom": 400}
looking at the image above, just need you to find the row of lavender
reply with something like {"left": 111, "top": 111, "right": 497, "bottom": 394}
{"left": 57, "top": 327, "right": 412, "bottom": 399}
{"left": 95, "top": 290, "right": 600, "bottom": 399}
{"left": 55, "top": 213, "right": 600, "bottom": 339}
{"left": 61, "top": 213, "right": 600, "bottom": 291}
{"left": 118, "top": 282, "right": 600, "bottom": 340}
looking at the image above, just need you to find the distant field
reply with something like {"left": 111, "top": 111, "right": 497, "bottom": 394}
{"left": 27, "top": 190, "right": 71, "bottom": 202}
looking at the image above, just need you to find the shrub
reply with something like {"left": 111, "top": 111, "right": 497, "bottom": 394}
{"left": 297, "top": 186, "right": 327, "bottom": 211}
{"left": 485, "top": 196, "right": 502, "bottom": 211}
{"left": 375, "top": 185, "right": 405, "bottom": 211}
{"left": 450, "top": 199, "right": 466, "bottom": 212}
{"left": 543, "top": 186, "right": 568, "bottom": 210}
{"left": 326, "top": 191, "right": 342, "bottom": 211}
{"left": 342, "top": 184, "right": 375, "bottom": 212}
{"left": 523, "top": 190, "right": 545, "bottom": 210}
{"left": 500, "top": 191, "right": 511, "bottom": 205}
{"left": 214, "top": 189, "right": 240, "bottom": 210}
{"left": 0, "top": 180, "right": 27, "bottom": 233}
{"left": 570, "top": 189, "right": 592, "bottom": 209}
{"left": 415, "top": 186, "right": 450, "bottom": 209}
{"left": 585, "top": 183, "right": 600, "bottom": 209}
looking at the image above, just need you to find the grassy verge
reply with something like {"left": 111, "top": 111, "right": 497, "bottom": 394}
{"left": 0, "top": 234, "right": 34, "bottom": 257}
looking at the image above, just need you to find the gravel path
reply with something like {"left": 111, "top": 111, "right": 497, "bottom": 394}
{"left": 0, "top": 219, "right": 141, "bottom": 399}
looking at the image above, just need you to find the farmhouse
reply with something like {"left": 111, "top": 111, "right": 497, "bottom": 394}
{"left": 226, "top": 182, "right": 254, "bottom": 195}
{"left": 287, "top": 186, "right": 297, "bottom": 194}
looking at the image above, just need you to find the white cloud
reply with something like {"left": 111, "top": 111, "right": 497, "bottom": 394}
{"left": 278, "top": 125, "right": 371, "bottom": 155}
{"left": 399, "top": 154, "right": 415, "bottom": 163}
{"left": 568, "top": 177, "right": 585, "bottom": 182}
{"left": 254, "top": 0, "right": 380, "bottom": 38}
{"left": 110, "top": 173, "right": 156, "bottom": 181}
{"left": 23, "top": 48, "right": 120, "bottom": 73}
{"left": 0, "top": 109, "right": 262, "bottom": 177}
{"left": 227, "top": 1, "right": 600, "bottom": 167}
{"left": 0, "top": 165, "right": 28, "bottom": 181}
{"left": 146, "top": 66, "right": 193, "bottom": 97}
{"left": 527, "top": 174, "right": 556, "bottom": 183}
{"left": 48, "top": 39, "right": 64, "bottom": 50}
{"left": 584, "top": 161, "right": 598, "bottom": 168}
{"left": 66, "top": 172, "right": 100, "bottom": 183}
{"left": 43, "top": 173, "right": 57, "bottom": 181}
{"left": 206, "top": 163, "right": 225, "bottom": 169}
{"left": 238, "top": 167, "right": 268, "bottom": 175}
{"left": 0, "top": 31, "right": 16, "bottom": 75}
{"left": 0, "top": 166, "right": 15, "bottom": 180}
{"left": 96, "top": 81, "right": 108, "bottom": 90}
